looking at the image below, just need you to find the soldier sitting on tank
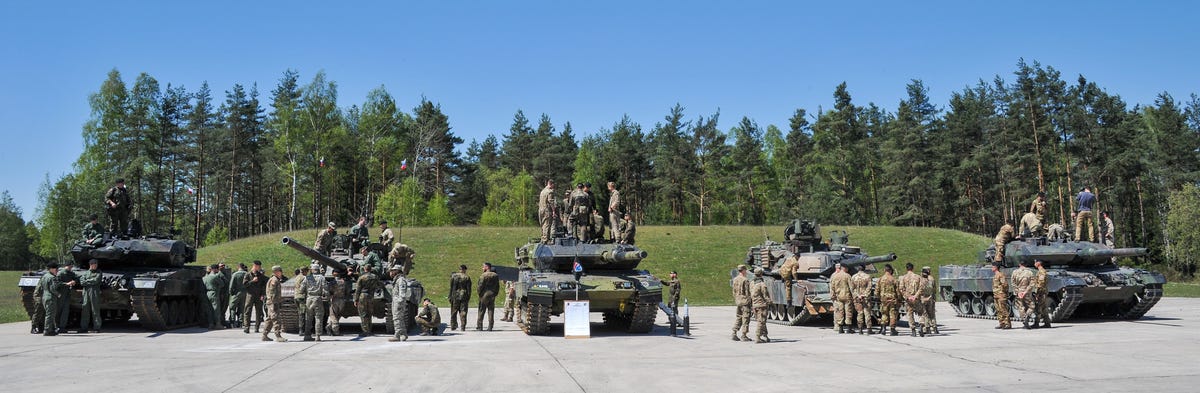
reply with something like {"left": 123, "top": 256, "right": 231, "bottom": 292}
{"left": 349, "top": 216, "right": 369, "bottom": 255}
{"left": 617, "top": 212, "right": 636, "bottom": 245}
{"left": 1019, "top": 211, "right": 1042, "bottom": 238}
{"left": 82, "top": 214, "right": 105, "bottom": 246}
{"left": 1046, "top": 223, "right": 1067, "bottom": 242}
{"left": 315, "top": 222, "right": 337, "bottom": 256}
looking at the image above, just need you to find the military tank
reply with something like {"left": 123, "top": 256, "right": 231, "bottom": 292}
{"left": 280, "top": 235, "right": 423, "bottom": 334}
{"left": 939, "top": 236, "right": 1164, "bottom": 322}
{"left": 512, "top": 232, "right": 662, "bottom": 335}
{"left": 739, "top": 219, "right": 897, "bottom": 325}
{"left": 17, "top": 233, "right": 205, "bottom": 331}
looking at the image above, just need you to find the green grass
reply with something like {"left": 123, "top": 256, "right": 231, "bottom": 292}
{"left": 0, "top": 271, "right": 30, "bottom": 324}
{"left": 1165, "top": 282, "right": 1200, "bottom": 297}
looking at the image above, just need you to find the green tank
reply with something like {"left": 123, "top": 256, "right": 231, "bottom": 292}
{"left": 512, "top": 233, "right": 662, "bottom": 335}
{"left": 17, "top": 232, "right": 205, "bottom": 331}
{"left": 938, "top": 236, "right": 1165, "bottom": 322}
{"left": 280, "top": 236, "right": 423, "bottom": 335}
{"left": 739, "top": 219, "right": 897, "bottom": 325}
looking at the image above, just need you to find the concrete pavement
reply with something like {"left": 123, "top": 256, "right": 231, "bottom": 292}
{"left": 2, "top": 298, "right": 1198, "bottom": 392}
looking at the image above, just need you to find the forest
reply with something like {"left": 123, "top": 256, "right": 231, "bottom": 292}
{"left": 2, "top": 59, "right": 1198, "bottom": 277}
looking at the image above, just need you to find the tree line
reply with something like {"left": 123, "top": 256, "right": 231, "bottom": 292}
{"left": 10, "top": 59, "right": 1199, "bottom": 276}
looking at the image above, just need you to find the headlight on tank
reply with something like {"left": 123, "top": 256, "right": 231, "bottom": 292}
{"left": 18, "top": 277, "right": 39, "bottom": 287}
{"left": 558, "top": 282, "right": 577, "bottom": 290}
{"left": 613, "top": 281, "right": 634, "bottom": 289}
{"left": 533, "top": 283, "right": 552, "bottom": 289}
{"left": 133, "top": 279, "right": 157, "bottom": 289}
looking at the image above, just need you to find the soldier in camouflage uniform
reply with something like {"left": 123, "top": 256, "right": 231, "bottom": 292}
{"left": 78, "top": 259, "right": 103, "bottom": 333}
{"left": 1029, "top": 191, "right": 1047, "bottom": 235}
{"left": 850, "top": 266, "right": 873, "bottom": 335}
{"left": 662, "top": 271, "right": 681, "bottom": 314}
{"left": 899, "top": 263, "right": 924, "bottom": 336}
{"left": 874, "top": 264, "right": 900, "bottom": 336}
{"left": 1101, "top": 211, "right": 1115, "bottom": 247}
{"left": 104, "top": 178, "right": 132, "bottom": 236}
{"left": 415, "top": 298, "right": 442, "bottom": 336}
{"left": 1033, "top": 260, "right": 1052, "bottom": 329}
{"left": 992, "top": 262, "right": 1011, "bottom": 329}
{"left": 778, "top": 255, "right": 799, "bottom": 311}
{"left": 82, "top": 214, "right": 104, "bottom": 246}
{"left": 607, "top": 182, "right": 622, "bottom": 241}
{"left": 349, "top": 216, "right": 369, "bottom": 255}
{"left": 242, "top": 261, "right": 267, "bottom": 333}
{"left": 261, "top": 265, "right": 287, "bottom": 342}
{"left": 55, "top": 261, "right": 78, "bottom": 333}
{"left": 1046, "top": 223, "right": 1066, "bottom": 241}
{"left": 617, "top": 212, "right": 636, "bottom": 245}
{"left": 315, "top": 222, "right": 337, "bottom": 256}
{"left": 538, "top": 179, "right": 557, "bottom": 244}
{"left": 477, "top": 262, "right": 500, "bottom": 331}
{"left": 326, "top": 269, "right": 351, "bottom": 336}
{"left": 378, "top": 220, "right": 395, "bottom": 249}
{"left": 730, "top": 265, "right": 751, "bottom": 341}
{"left": 389, "top": 265, "right": 415, "bottom": 342}
{"left": 568, "top": 183, "right": 593, "bottom": 242}
{"left": 1011, "top": 260, "right": 1036, "bottom": 329}
{"left": 30, "top": 267, "right": 46, "bottom": 334}
{"left": 388, "top": 242, "right": 415, "bottom": 275}
{"left": 501, "top": 280, "right": 516, "bottom": 322}
{"left": 751, "top": 268, "right": 770, "bottom": 343}
{"left": 920, "top": 266, "right": 938, "bottom": 335}
{"left": 448, "top": 264, "right": 472, "bottom": 330}
{"left": 1019, "top": 212, "right": 1042, "bottom": 238}
{"left": 355, "top": 264, "right": 383, "bottom": 336}
{"left": 38, "top": 263, "right": 63, "bottom": 336}
{"left": 296, "top": 265, "right": 328, "bottom": 341}
{"left": 829, "top": 264, "right": 854, "bottom": 334}
{"left": 994, "top": 219, "right": 1015, "bottom": 263}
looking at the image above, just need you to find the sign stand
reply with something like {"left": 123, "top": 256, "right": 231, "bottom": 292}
{"left": 563, "top": 300, "right": 590, "bottom": 339}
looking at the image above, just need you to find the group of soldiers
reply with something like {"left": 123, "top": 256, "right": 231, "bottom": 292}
{"left": 30, "top": 259, "right": 104, "bottom": 335}
{"left": 730, "top": 265, "right": 771, "bottom": 343}
{"left": 997, "top": 188, "right": 1116, "bottom": 263}
{"left": 830, "top": 263, "right": 939, "bottom": 337}
{"left": 538, "top": 180, "right": 636, "bottom": 245}
{"left": 991, "top": 259, "right": 1053, "bottom": 330}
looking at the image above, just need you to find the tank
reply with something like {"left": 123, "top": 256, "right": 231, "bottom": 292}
{"left": 279, "top": 235, "right": 424, "bottom": 334}
{"left": 17, "top": 233, "right": 205, "bottom": 331}
{"left": 737, "top": 219, "right": 897, "bottom": 325}
{"left": 938, "top": 236, "right": 1165, "bottom": 322}
{"left": 512, "top": 232, "right": 662, "bottom": 335}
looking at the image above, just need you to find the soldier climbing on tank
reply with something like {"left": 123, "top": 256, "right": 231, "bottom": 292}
{"left": 361, "top": 246, "right": 382, "bottom": 276}
{"left": 315, "top": 222, "right": 337, "bottom": 255}
{"left": 388, "top": 242, "right": 415, "bottom": 275}
{"left": 1075, "top": 186, "right": 1097, "bottom": 242}
{"left": 1029, "top": 191, "right": 1047, "bottom": 235}
{"left": 1019, "top": 211, "right": 1041, "bottom": 238}
{"left": 992, "top": 262, "right": 1011, "bottom": 330}
{"left": 1046, "top": 223, "right": 1066, "bottom": 242}
{"left": 778, "top": 255, "right": 800, "bottom": 314}
{"left": 875, "top": 264, "right": 900, "bottom": 336}
{"left": 993, "top": 219, "right": 1015, "bottom": 263}
{"left": 1032, "top": 260, "right": 1051, "bottom": 329}
{"left": 349, "top": 216, "right": 369, "bottom": 255}
{"left": 104, "top": 178, "right": 132, "bottom": 237}
{"left": 82, "top": 214, "right": 104, "bottom": 246}
{"left": 79, "top": 259, "right": 103, "bottom": 333}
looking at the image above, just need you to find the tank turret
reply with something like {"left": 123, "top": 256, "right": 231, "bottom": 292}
{"left": 520, "top": 236, "right": 648, "bottom": 272}
{"left": 70, "top": 235, "right": 196, "bottom": 267}
{"left": 991, "top": 238, "right": 1148, "bottom": 267}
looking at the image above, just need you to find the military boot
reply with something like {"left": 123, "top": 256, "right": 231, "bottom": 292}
{"left": 865, "top": 325, "right": 873, "bottom": 335}
{"left": 1042, "top": 321, "right": 1051, "bottom": 328}
{"left": 837, "top": 326, "right": 844, "bottom": 334}
{"left": 932, "top": 326, "right": 940, "bottom": 335}
{"left": 731, "top": 333, "right": 740, "bottom": 341}
{"left": 243, "top": 326, "right": 250, "bottom": 334}
{"left": 754, "top": 336, "right": 765, "bottom": 344}
{"left": 254, "top": 322, "right": 260, "bottom": 333}
{"left": 261, "top": 334, "right": 271, "bottom": 342}
{"left": 910, "top": 328, "right": 917, "bottom": 337}
{"left": 739, "top": 334, "right": 751, "bottom": 342}
{"left": 274, "top": 334, "right": 287, "bottom": 342}
{"left": 859, "top": 325, "right": 867, "bottom": 335}
{"left": 890, "top": 327, "right": 898, "bottom": 336}
{"left": 303, "top": 333, "right": 314, "bottom": 342}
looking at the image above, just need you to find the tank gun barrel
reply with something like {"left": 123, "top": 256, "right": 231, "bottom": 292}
{"left": 862, "top": 253, "right": 899, "bottom": 265}
{"left": 602, "top": 250, "right": 648, "bottom": 264}
{"left": 1078, "top": 247, "right": 1147, "bottom": 259}
{"left": 281, "top": 237, "right": 350, "bottom": 274}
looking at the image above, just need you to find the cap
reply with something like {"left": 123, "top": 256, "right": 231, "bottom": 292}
{"left": 115, "top": 178, "right": 125, "bottom": 184}
{"left": 389, "top": 265, "right": 402, "bottom": 272}
{"left": 300, "top": 265, "right": 311, "bottom": 272}
{"left": 921, "top": 266, "right": 931, "bottom": 273}
{"left": 63, "top": 260, "right": 75, "bottom": 266}
{"left": 754, "top": 268, "right": 764, "bottom": 276}
{"left": 253, "top": 260, "right": 262, "bottom": 266}
{"left": 88, "top": 213, "right": 98, "bottom": 221}
{"left": 88, "top": 259, "right": 99, "bottom": 265}
{"left": 380, "top": 220, "right": 388, "bottom": 225}
{"left": 46, "top": 262, "right": 59, "bottom": 269}
{"left": 484, "top": 262, "right": 493, "bottom": 268}
{"left": 271, "top": 265, "right": 282, "bottom": 272}
{"left": 459, "top": 264, "right": 467, "bottom": 271}
{"left": 328, "top": 222, "right": 337, "bottom": 228}
{"left": 670, "top": 271, "right": 677, "bottom": 275}
{"left": 737, "top": 264, "right": 747, "bottom": 271}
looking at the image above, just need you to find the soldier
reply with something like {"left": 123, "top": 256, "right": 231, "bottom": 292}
{"left": 1046, "top": 223, "right": 1066, "bottom": 242}
{"left": 568, "top": 183, "right": 593, "bottom": 242}
{"left": 1075, "top": 186, "right": 1097, "bottom": 242}
{"left": 618, "top": 212, "right": 636, "bottom": 245}
{"left": 919, "top": 266, "right": 938, "bottom": 335}
{"left": 778, "top": 255, "right": 800, "bottom": 311}
{"left": 82, "top": 214, "right": 104, "bottom": 246}
{"left": 538, "top": 179, "right": 557, "bottom": 244}
{"left": 218, "top": 263, "right": 232, "bottom": 327}
{"left": 30, "top": 267, "right": 46, "bottom": 334}
{"left": 38, "top": 263, "right": 62, "bottom": 336}
{"left": 607, "top": 181, "right": 622, "bottom": 241}
{"left": 203, "top": 264, "right": 225, "bottom": 329}
{"left": 992, "top": 262, "right": 1011, "bottom": 329}
{"left": 315, "top": 222, "right": 337, "bottom": 255}
{"left": 349, "top": 216, "right": 369, "bottom": 255}
{"left": 1019, "top": 212, "right": 1042, "bottom": 238}
{"left": 388, "top": 265, "right": 415, "bottom": 342}
{"left": 1101, "top": 211, "right": 1115, "bottom": 247}
{"left": 242, "top": 261, "right": 267, "bottom": 334}
{"left": 899, "top": 263, "right": 924, "bottom": 336}
{"left": 228, "top": 263, "right": 247, "bottom": 328}
{"left": 662, "top": 271, "right": 682, "bottom": 314}
{"left": 993, "top": 219, "right": 1015, "bottom": 263}
{"left": 850, "top": 265, "right": 873, "bottom": 335}
{"left": 378, "top": 220, "right": 395, "bottom": 249}
{"left": 1033, "top": 260, "right": 1052, "bottom": 329}
{"left": 388, "top": 242, "right": 415, "bottom": 275}
{"left": 730, "top": 265, "right": 751, "bottom": 342}
{"left": 874, "top": 264, "right": 900, "bottom": 336}
{"left": 829, "top": 263, "right": 854, "bottom": 334}
{"left": 501, "top": 280, "right": 516, "bottom": 322}
{"left": 477, "top": 262, "right": 500, "bottom": 331}
{"left": 55, "top": 261, "right": 78, "bottom": 333}
{"left": 750, "top": 268, "right": 770, "bottom": 343}
{"left": 1011, "top": 260, "right": 1036, "bottom": 329}
{"left": 104, "top": 178, "right": 132, "bottom": 236}
{"left": 415, "top": 298, "right": 442, "bottom": 336}
{"left": 361, "top": 246, "right": 383, "bottom": 276}
{"left": 293, "top": 265, "right": 309, "bottom": 337}
{"left": 326, "top": 269, "right": 351, "bottom": 336}
{"left": 78, "top": 259, "right": 103, "bottom": 333}
{"left": 1029, "top": 191, "right": 1047, "bottom": 234}
{"left": 261, "top": 265, "right": 287, "bottom": 342}
{"left": 355, "top": 264, "right": 383, "bottom": 337}
{"left": 560, "top": 189, "right": 572, "bottom": 232}
{"left": 448, "top": 264, "right": 472, "bottom": 331}
{"left": 296, "top": 263, "right": 328, "bottom": 341}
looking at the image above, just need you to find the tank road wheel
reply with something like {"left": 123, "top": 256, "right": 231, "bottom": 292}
{"left": 525, "top": 302, "right": 551, "bottom": 335}
{"left": 627, "top": 302, "right": 657, "bottom": 334}
{"left": 955, "top": 294, "right": 973, "bottom": 315}
{"left": 969, "top": 295, "right": 985, "bottom": 316}
{"left": 983, "top": 295, "right": 997, "bottom": 316}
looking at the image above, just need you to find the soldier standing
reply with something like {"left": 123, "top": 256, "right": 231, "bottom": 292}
{"left": 78, "top": 259, "right": 103, "bottom": 333}
{"left": 349, "top": 216, "right": 369, "bottom": 254}
{"left": 55, "top": 262, "right": 78, "bottom": 333}
{"left": 82, "top": 214, "right": 104, "bottom": 246}
{"left": 618, "top": 213, "right": 636, "bottom": 245}
{"left": 993, "top": 219, "right": 1015, "bottom": 263}
{"left": 415, "top": 298, "right": 442, "bottom": 336}
{"left": 730, "top": 265, "right": 751, "bottom": 341}
{"left": 1101, "top": 212, "right": 1115, "bottom": 246}
{"left": 899, "top": 263, "right": 924, "bottom": 336}
{"left": 1030, "top": 191, "right": 1047, "bottom": 235}
{"left": 607, "top": 182, "right": 622, "bottom": 241}
{"left": 538, "top": 179, "right": 557, "bottom": 244}
{"left": 751, "top": 268, "right": 770, "bottom": 343}
{"left": 501, "top": 280, "right": 516, "bottom": 322}
{"left": 296, "top": 264, "right": 328, "bottom": 341}
{"left": 1075, "top": 186, "right": 1097, "bottom": 242}
{"left": 203, "top": 264, "right": 226, "bottom": 329}
{"left": 875, "top": 264, "right": 900, "bottom": 336}
{"left": 38, "top": 263, "right": 62, "bottom": 336}
{"left": 242, "top": 261, "right": 267, "bottom": 333}
{"left": 228, "top": 263, "right": 247, "bottom": 328}
{"left": 992, "top": 262, "right": 1011, "bottom": 329}
{"left": 388, "top": 265, "right": 414, "bottom": 342}
{"left": 1011, "top": 260, "right": 1035, "bottom": 329}
{"left": 477, "top": 262, "right": 500, "bottom": 331}
{"left": 293, "top": 265, "right": 309, "bottom": 337}
{"left": 448, "top": 264, "right": 472, "bottom": 331}
{"left": 30, "top": 268, "right": 46, "bottom": 334}
{"left": 378, "top": 220, "right": 395, "bottom": 249}
{"left": 326, "top": 269, "right": 351, "bottom": 336}
{"left": 219, "top": 263, "right": 232, "bottom": 327}
{"left": 568, "top": 183, "right": 593, "bottom": 242}
{"left": 104, "top": 178, "right": 132, "bottom": 236}
{"left": 920, "top": 266, "right": 938, "bottom": 335}
{"left": 850, "top": 266, "right": 873, "bottom": 335}
{"left": 261, "top": 265, "right": 287, "bottom": 342}
{"left": 1033, "top": 260, "right": 1052, "bottom": 329}
{"left": 829, "top": 264, "right": 854, "bottom": 334}
{"left": 662, "top": 271, "right": 682, "bottom": 314}
{"left": 355, "top": 265, "right": 383, "bottom": 337}
{"left": 315, "top": 222, "right": 337, "bottom": 255}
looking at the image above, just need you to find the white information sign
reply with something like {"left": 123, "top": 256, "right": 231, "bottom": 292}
{"left": 563, "top": 300, "right": 591, "bottom": 339}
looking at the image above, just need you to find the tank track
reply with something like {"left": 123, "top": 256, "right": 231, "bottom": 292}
{"left": 522, "top": 302, "right": 551, "bottom": 335}
{"left": 1117, "top": 284, "right": 1163, "bottom": 319}
{"left": 764, "top": 303, "right": 818, "bottom": 326}
{"left": 948, "top": 286, "right": 1083, "bottom": 323}
{"left": 626, "top": 302, "right": 657, "bottom": 333}
{"left": 278, "top": 299, "right": 300, "bottom": 333}
{"left": 131, "top": 290, "right": 204, "bottom": 331}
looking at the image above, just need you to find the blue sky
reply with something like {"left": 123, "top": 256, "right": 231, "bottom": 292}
{"left": 1, "top": 0, "right": 1197, "bottom": 221}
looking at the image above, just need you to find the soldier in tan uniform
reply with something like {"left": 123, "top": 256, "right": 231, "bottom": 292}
{"left": 920, "top": 266, "right": 938, "bottom": 335}
{"left": 326, "top": 269, "right": 351, "bottom": 336}
{"left": 1046, "top": 223, "right": 1066, "bottom": 241}
{"left": 607, "top": 181, "right": 622, "bottom": 241}
{"left": 501, "top": 280, "right": 517, "bottom": 322}
{"left": 448, "top": 264, "right": 472, "bottom": 331}
{"left": 261, "top": 266, "right": 287, "bottom": 342}
{"left": 730, "top": 265, "right": 751, "bottom": 341}
{"left": 378, "top": 220, "right": 395, "bottom": 249}
{"left": 387, "top": 242, "right": 415, "bottom": 275}
{"left": 1019, "top": 212, "right": 1042, "bottom": 237}
{"left": 850, "top": 266, "right": 873, "bottom": 335}
{"left": 898, "top": 263, "right": 924, "bottom": 336}
{"left": 829, "top": 264, "right": 854, "bottom": 334}
{"left": 992, "top": 262, "right": 1011, "bottom": 329}
{"left": 993, "top": 219, "right": 1015, "bottom": 263}
{"left": 1029, "top": 191, "right": 1047, "bottom": 235}
{"left": 1011, "top": 260, "right": 1035, "bottom": 329}
{"left": 617, "top": 212, "right": 636, "bottom": 245}
{"left": 1033, "top": 260, "right": 1051, "bottom": 329}
{"left": 778, "top": 255, "right": 800, "bottom": 312}
{"left": 751, "top": 268, "right": 770, "bottom": 343}
{"left": 874, "top": 264, "right": 900, "bottom": 336}
{"left": 315, "top": 222, "right": 337, "bottom": 255}
{"left": 538, "top": 180, "right": 556, "bottom": 244}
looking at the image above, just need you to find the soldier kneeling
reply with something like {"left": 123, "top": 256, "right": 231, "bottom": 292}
{"left": 415, "top": 298, "right": 442, "bottom": 336}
